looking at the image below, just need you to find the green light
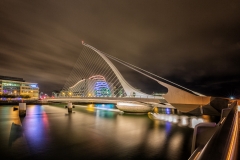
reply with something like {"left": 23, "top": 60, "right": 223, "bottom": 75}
{"left": 2, "top": 83, "right": 20, "bottom": 87}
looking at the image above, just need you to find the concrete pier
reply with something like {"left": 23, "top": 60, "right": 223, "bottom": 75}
{"left": 19, "top": 103, "right": 26, "bottom": 117}
{"left": 67, "top": 103, "right": 73, "bottom": 113}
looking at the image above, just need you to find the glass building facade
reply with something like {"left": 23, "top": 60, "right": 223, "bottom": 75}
{"left": 62, "top": 75, "right": 113, "bottom": 97}
{"left": 0, "top": 75, "right": 39, "bottom": 99}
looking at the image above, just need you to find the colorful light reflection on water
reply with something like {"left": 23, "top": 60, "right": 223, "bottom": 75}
{"left": 151, "top": 113, "right": 214, "bottom": 128}
{"left": 0, "top": 104, "right": 220, "bottom": 160}
{"left": 23, "top": 105, "right": 50, "bottom": 153}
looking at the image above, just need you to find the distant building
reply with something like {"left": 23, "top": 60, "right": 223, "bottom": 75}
{"left": 152, "top": 92, "right": 164, "bottom": 96}
{"left": 0, "top": 75, "right": 39, "bottom": 99}
{"left": 52, "top": 90, "right": 60, "bottom": 98}
{"left": 61, "top": 75, "right": 113, "bottom": 97}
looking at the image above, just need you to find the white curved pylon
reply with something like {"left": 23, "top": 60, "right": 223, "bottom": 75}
{"left": 82, "top": 42, "right": 155, "bottom": 98}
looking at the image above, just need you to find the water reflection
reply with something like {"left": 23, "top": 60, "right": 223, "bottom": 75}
{"left": 96, "top": 110, "right": 115, "bottom": 118}
{"left": 169, "top": 133, "right": 183, "bottom": 159}
{"left": 95, "top": 103, "right": 115, "bottom": 109}
{"left": 85, "top": 103, "right": 119, "bottom": 112}
{"left": 78, "top": 103, "right": 121, "bottom": 118}
{"left": 22, "top": 105, "right": 50, "bottom": 152}
{"left": 86, "top": 104, "right": 95, "bottom": 112}
{"left": 0, "top": 104, "right": 219, "bottom": 160}
{"left": 151, "top": 113, "right": 214, "bottom": 128}
{"left": 74, "top": 107, "right": 193, "bottom": 159}
{"left": 8, "top": 122, "right": 22, "bottom": 147}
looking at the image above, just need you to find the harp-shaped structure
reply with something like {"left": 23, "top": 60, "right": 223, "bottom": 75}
{"left": 62, "top": 42, "right": 154, "bottom": 98}
{"left": 61, "top": 42, "right": 216, "bottom": 113}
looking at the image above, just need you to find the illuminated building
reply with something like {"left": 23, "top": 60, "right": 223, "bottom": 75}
{"left": 0, "top": 75, "right": 39, "bottom": 99}
{"left": 62, "top": 75, "right": 113, "bottom": 97}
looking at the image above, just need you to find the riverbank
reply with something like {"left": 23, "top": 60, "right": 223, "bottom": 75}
{"left": 0, "top": 100, "right": 52, "bottom": 105}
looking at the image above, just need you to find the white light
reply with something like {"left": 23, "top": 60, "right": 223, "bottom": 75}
{"left": 117, "top": 102, "right": 144, "bottom": 107}
{"left": 181, "top": 116, "right": 188, "bottom": 126}
{"left": 191, "top": 117, "right": 203, "bottom": 128}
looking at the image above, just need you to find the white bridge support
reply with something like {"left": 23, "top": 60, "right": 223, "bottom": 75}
{"left": 66, "top": 102, "right": 74, "bottom": 113}
{"left": 157, "top": 81, "right": 211, "bottom": 112}
{"left": 19, "top": 103, "right": 26, "bottom": 117}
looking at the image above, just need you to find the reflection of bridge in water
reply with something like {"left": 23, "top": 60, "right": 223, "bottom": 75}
{"left": 48, "top": 42, "right": 230, "bottom": 114}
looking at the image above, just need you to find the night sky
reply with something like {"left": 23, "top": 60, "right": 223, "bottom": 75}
{"left": 0, "top": 0, "right": 240, "bottom": 98}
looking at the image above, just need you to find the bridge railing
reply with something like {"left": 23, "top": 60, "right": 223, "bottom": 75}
{"left": 189, "top": 101, "right": 238, "bottom": 160}
{"left": 54, "top": 95, "right": 164, "bottom": 99}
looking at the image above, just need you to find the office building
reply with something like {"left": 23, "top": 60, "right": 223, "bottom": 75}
{"left": 0, "top": 75, "right": 39, "bottom": 99}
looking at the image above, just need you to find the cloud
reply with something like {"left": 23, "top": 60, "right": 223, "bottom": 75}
{"left": 0, "top": 0, "right": 240, "bottom": 97}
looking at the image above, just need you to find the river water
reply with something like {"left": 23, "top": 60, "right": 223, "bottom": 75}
{"left": 0, "top": 104, "right": 219, "bottom": 160}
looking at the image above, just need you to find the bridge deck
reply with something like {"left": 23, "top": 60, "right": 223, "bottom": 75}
{"left": 46, "top": 97, "right": 165, "bottom": 104}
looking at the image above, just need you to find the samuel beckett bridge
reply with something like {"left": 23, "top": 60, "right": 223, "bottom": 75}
{"left": 38, "top": 42, "right": 240, "bottom": 159}
{"left": 46, "top": 42, "right": 229, "bottom": 114}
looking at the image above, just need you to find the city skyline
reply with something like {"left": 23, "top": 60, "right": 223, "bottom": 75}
{"left": 0, "top": 0, "right": 240, "bottom": 98}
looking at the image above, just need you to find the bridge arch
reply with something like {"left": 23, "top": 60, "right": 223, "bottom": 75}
{"left": 62, "top": 42, "right": 212, "bottom": 113}
{"left": 82, "top": 42, "right": 153, "bottom": 98}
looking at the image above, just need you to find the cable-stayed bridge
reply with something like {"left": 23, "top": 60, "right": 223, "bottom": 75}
{"left": 47, "top": 42, "right": 226, "bottom": 114}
